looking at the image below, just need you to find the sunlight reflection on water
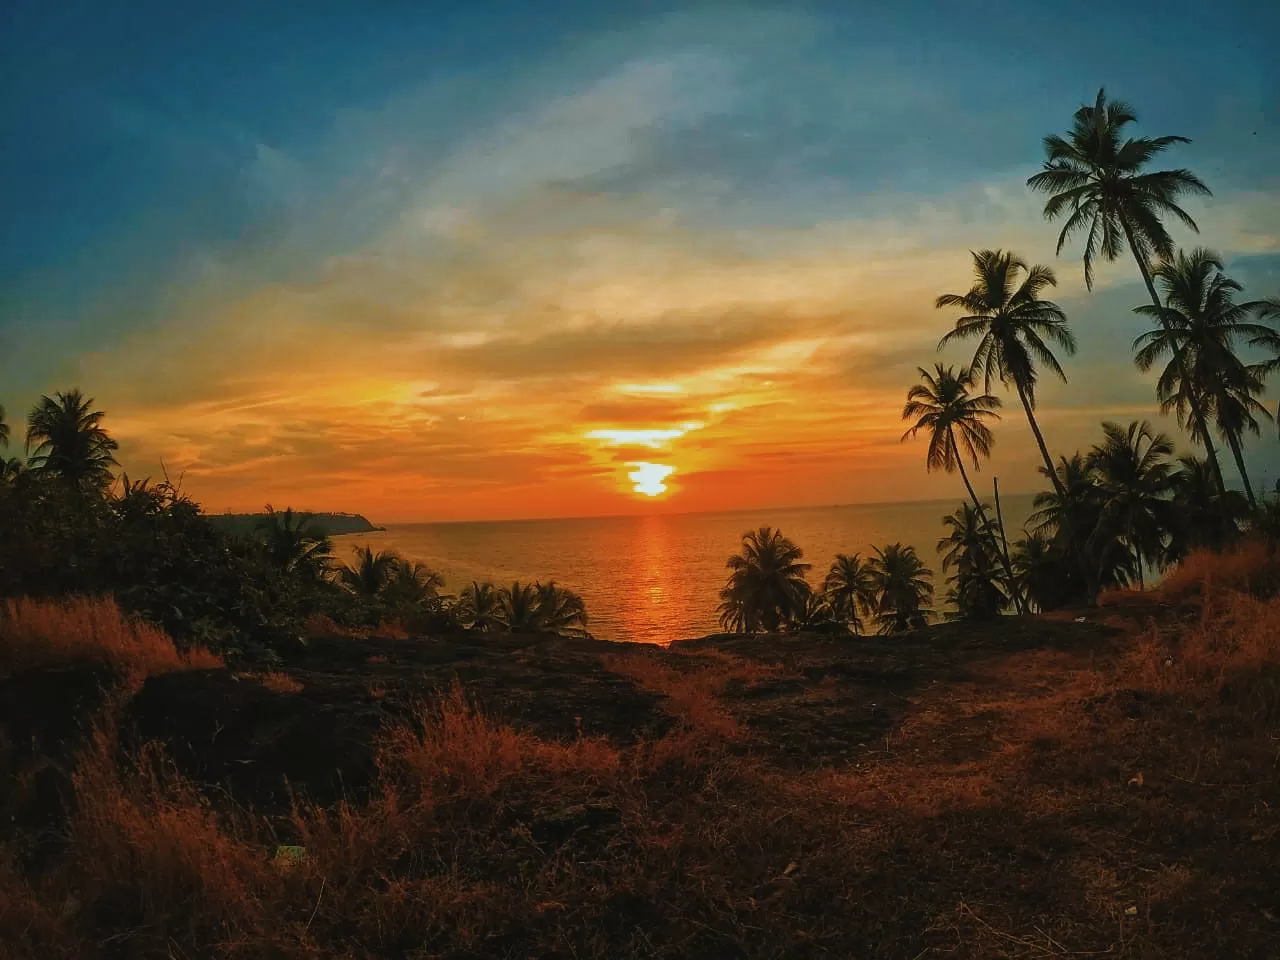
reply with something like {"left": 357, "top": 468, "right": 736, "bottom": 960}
{"left": 337, "top": 497, "right": 1035, "bottom": 645}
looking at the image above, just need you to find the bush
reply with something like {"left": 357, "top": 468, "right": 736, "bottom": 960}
{"left": 0, "top": 596, "right": 220, "bottom": 677}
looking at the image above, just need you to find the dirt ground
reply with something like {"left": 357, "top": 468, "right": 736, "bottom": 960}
{"left": 2, "top": 593, "right": 1278, "bottom": 958}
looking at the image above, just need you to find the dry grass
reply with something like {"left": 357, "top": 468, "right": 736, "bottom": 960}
{"left": 3, "top": 545, "right": 1279, "bottom": 958}
{"left": 1155, "top": 539, "right": 1280, "bottom": 603}
{"left": 0, "top": 596, "right": 220, "bottom": 678}
{"left": 302, "top": 613, "right": 354, "bottom": 639}
{"left": 244, "top": 671, "right": 303, "bottom": 694}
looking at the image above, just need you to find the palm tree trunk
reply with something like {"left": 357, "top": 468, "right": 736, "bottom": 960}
{"left": 1013, "top": 379, "right": 1097, "bottom": 602}
{"left": 1225, "top": 430, "right": 1258, "bottom": 508}
{"left": 1118, "top": 215, "right": 1228, "bottom": 494}
{"left": 952, "top": 429, "right": 1025, "bottom": 615}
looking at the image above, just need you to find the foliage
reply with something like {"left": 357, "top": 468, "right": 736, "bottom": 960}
{"left": 1027, "top": 87, "right": 1210, "bottom": 289}
{"left": 1086, "top": 420, "right": 1177, "bottom": 591}
{"left": 938, "top": 504, "right": 1008, "bottom": 620}
{"left": 458, "top": 581, "right": 504, "bottom": 631}
{"left": 24, "top": 390, "right": 120, "bottom": 492}
{"left": 822, "top": 553, "right": 877, "bottom": 635}
{"left": 255, "top": 506, "right": 334, "bottom": 582}
{"left": 717, "top": 527, "right": 812, "bottom": 633}
{"left": 866, "top": 543, "right": 933, "bottom": 634}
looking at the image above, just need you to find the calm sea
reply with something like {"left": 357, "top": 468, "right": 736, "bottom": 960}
{"left": 335, "top": 496, "right": 1036, "bottom": 645}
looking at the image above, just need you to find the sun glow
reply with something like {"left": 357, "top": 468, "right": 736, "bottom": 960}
{"left": 628, "top": 462, "right": 675, "bottom": 497}
{"left": 585, "top": 422, "right": 703, "bottom": 448}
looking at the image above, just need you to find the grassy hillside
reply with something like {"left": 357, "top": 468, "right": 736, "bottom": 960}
{"left": 1, "top": 545, "right": 1278, "bottom": 958}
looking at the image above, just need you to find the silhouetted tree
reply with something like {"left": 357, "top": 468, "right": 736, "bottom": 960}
{"left": 822, "top": 553, "right": 877, "bottom": 635}
{"left": 339, "top": 546, "right": 401, "bottom": 600}
{"left": 1133, "top": 249, "right": 1271, "bottom": 505}
{"left": 1011, "top": 528, "right": 1073, "bottom": 613}
{"left": 459, "top": 581, "right": 504, "bottom": 631}
{"left": 717, "top": 527, "right": 812, "bottom": 633}
{"left": 938, "top": 250, "right": 1076, "bottom": 505}
{"left": 1087, "top": 421, "right": 1176, "bottom": 591}
{"left": 0, "top": 405, "right": 9, "bottom": 448}
{"left": 256, "top": 506, "right": 334, "bottom": 581}
{"left": 902, "top": 363, "right": 1023, "bottom": 612}
{"left": 1166, "top": 455, "right": 1247, "bottom": 559}
{"left": 788, "top": 592, "right": 841, "bottom": 633}
{"left": 866, "top": 543, "right": 933, "bottom": 634}
{"left": 25, "top": 390, "right": 119, "bottom": 491}
{"left": 534, "top": 581, "right": 589, "bottom": 635}
{"left": 1030, "top": 88, "right": 1220, "bottom": 489}
{"left": 500, "top": 581, "right": 542, "bottom": 632}
{"left": 938, "top": 503, "right": 1008, "bottom": 619}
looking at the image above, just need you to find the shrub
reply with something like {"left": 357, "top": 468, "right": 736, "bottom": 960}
{"left": 0, "top": 596, "right": 220, "bottom": 677}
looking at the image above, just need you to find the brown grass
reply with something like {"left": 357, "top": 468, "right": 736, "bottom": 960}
{"left": 3, "top": 546, "right": 1279, "bottom": 958}
{"left": 0, "top": 596, "right": 220, "bottom": 678}
{"left": 1155, "top": 539, "right": 1280, "bottom": 603}
{"left": 245, "top": 671, "right": 303, "bottom": 694}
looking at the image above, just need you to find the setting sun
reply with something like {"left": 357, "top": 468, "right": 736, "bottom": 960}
{"left": 628, "top": 462, "right": 675, "bottom": 497}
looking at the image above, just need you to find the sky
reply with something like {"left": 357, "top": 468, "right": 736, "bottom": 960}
{"left": 2, "top": 0, "right": 1278, "bottom": 522}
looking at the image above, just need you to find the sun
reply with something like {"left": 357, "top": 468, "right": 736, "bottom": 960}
{"left": 627, "top": 462, "right": 675, "bottom": 497}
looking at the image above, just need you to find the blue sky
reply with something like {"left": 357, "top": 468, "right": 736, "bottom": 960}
{"left": 2, "top": 0, "right": 1277, "bottom": 519}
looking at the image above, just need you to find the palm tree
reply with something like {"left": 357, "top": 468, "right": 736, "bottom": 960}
{"left": 459, "top": 581, "right": 504, "bottom": 631}
{"left": 1210, "top": 373, "right": 1272, "bottom": 507}
{"left": 866, "top": 543, "right": 933, "bottom": 634}
{"left": 1132, "top": 249, "right": 1272, "bottom": 505}
{"left": 1029, "top": 454, "right": 1131, "bottom": 598}
{"left": 1029, "top": 89, "right": 1219, "bottom": 486}
{"left": 500, "top": 581, "right": 543, "bottom": 632}
{"left": 534, "top": 581, "right": 589, "bottom": 635}
{"left": 339, "top": 546, "right": 401, "bottom": 600}
{"left": 822, "top": 553, "right": 877, "bottom": 635}
{"left": 1011, "top": 528, "right": 1072, "bottom": 613}
{"left": 937, "top": 250, "right": 1076, "bottom": 502}
{"left": 717, "top": 526, "right": 812, "bottom": 633}
{"left": 25, "top": 390, "right": 119, "bottom": 490}
{"left": 255, "top": 505, "right": 334, "bottom": 580}
{"left": 789, "top": 592, "right": 841, "bottom": 633}
{"left": 902, "top": 363, "right": 1023, "bottom": 613}
{"left": 1167, "top": 455, "right": 1246, "bottom": 559}
{"left": 0, "top": 405, "right": 9, "bottom": 448}
{"left": 1086, "top": 421, "right": 1176, "bottom": 591}
{"left": 384, "top": 560, "right": 446, "bottom": 606}
{"left": 938, "top": 504, "right": 1008, "bottom": 620}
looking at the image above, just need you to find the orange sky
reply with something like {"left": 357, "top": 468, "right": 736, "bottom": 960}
{"left": 5, "top": 8, "right": 1279, "bottom": 522}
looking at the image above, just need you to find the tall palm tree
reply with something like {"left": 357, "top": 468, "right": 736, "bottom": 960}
{"left": 938, "top": 504, "right": 1008, "bottom": 620}
{"left": 339, "top": 546, "right": 401, "bottom": 600}
{"left": 1132, "top": 249, "right": 1272, "bottom": 505}
{"left": 822, "top": 553, "right": 877, "bottom": 635}
{"left": 255, "top": 505, "right": 334, "bottom": 580}
{"left": 534, "top": 581, "right": 589, "bottom": 635}
{"left": 937, "top": 250, "right": 1077, "bottom": 503}
{"left": 902, "top": 363, "right": 1023, "bottom": 613}
{"left": 25, "top": 390, "right": 119, "bottom": 490}
{"left": 866, "top": 543, "right": 933, "bottom": 634}
{"left": 717, "top": 527, "right": 812, "bottom": 633}
{"left": 500, "top": 581, "right": 543, "bottom": 632}
{"left": 459, "top": 581, "right": 504, "bottom": 631}
{"left": 1029, "top": 89, "right": 1219, "bottom": 486}
{"left": 1086, "top": 421, "right": 1176, "bottom": 591}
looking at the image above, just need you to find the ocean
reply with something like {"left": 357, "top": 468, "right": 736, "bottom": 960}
{"left": 334, "top": 495, "right": 1037, "bottom": 645}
